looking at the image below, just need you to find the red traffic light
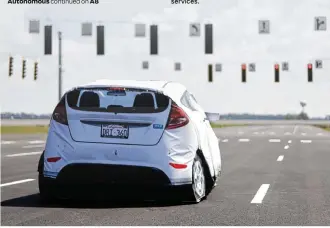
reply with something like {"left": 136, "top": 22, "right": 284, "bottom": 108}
{"left": 274, "top": 64, "right": 279, "bottom": 69}
{"left": 308, "top": 63, "right": 312, "bottom": 69}
{"left": 241, "top": 64, "right": 246, "bottom": 70}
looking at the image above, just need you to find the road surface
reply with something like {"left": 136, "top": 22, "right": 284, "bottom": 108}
{"left": 1, "top": 125, "right": 330, "bottom": 225}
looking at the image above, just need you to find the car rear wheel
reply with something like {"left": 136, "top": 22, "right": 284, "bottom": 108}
{"left": 190, "top": 155, "right": 206, "bottom": 203}
{"left": 38, "top": 173, "right": 55, "bottom": 202}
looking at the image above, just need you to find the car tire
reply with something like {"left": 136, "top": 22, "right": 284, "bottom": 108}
{"left": 189, "top": 154, "right": 206, "bottom": 203}
{"left": 38, "top": 173, "right": 55, "bottom": 203}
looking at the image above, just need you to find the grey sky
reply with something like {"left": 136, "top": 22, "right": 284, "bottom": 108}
{"left": 1, "top": 0, "right": 329, "bottom": 117}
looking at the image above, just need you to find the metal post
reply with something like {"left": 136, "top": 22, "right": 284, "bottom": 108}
{"left": 58, "top": 31, "right": 62, "bottom": 102}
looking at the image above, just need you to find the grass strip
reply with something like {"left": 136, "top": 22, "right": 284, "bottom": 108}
{"left": 1, "top": 125, "right": 49, "bottom": 134}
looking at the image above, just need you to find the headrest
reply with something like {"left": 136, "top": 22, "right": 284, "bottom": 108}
{"left": 155, "top": 93, "right": 169, "bottom": 108}
{"left": 133, "top": 93, "right": 155, "bottom": 108}
{"left": 79, "top": 91, "right": 100, "bottom": 108}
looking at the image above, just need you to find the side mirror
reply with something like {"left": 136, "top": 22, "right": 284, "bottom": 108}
{"left": 205, "top": 112, "right": 220, "bottom": 122}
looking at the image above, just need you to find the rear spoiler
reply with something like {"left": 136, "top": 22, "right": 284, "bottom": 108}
{"left": 74, "top": 86, "right": 163, "bottom": 94}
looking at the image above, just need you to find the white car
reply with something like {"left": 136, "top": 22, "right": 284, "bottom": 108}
{"left": 38, "top": 80, "right": 222, "bottom": 203}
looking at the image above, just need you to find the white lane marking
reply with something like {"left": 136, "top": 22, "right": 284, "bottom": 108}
{"left": 238, "top": 131, "right": 244, "bottom": 135}
{"left": 301, "top": 140, "right": 312, "bottom": 144}
{"left": 251, "top": 184, "right": 270, "bottom": 204}
{"left": 222, "top": 139, "right": 228, "bottom": 142}
{"left": 239, "top": 139, "right": 250, "bottom": 142}
{"left": 269, "top": 132, "right": 275, "bottom": 135}
{"left": 6, "top": 151, "right": 42, "bottom": 157}
{"left": 317, "top": 133, "right": 323, "bottom": 136}
{"left": 28, "top": 140, "right": 45, "bottom": 144}
{"left": 261, "top": 132, "right": 265, "bottom": 135}
{"left": 0, "top": 179, "right": 35, "bottom": 187}
{"left": 1, "top": 141, "right": 16, "bottom": 145}
{"left": 284, "top": 132, "right": 292, "bottom": 135}
{"left": 277, "top": 155, "right": 284, "bottom": 161}
{"left": 22, "top": 144, "right": 44, "bottom": 149}
{"left": 301, "top": 133, "right": 306, "bottom": 136}
{"left": 288, "top": 140, "right": 292, "bottom": 144}
{"left": 293, "top": 125, "right": 298, "bottom": 135}
{"left": 269, "top": 139, "right": 281, "bottom": 142}
{"left": 284, "top": 145, "right": 289, "bottom": 150}
{"left": 253, "top": 132, "right": 259, "bottom": 135}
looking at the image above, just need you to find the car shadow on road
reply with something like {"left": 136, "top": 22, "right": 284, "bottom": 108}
{"left": 1, "top": 193, "right": 193, "bottom": 209}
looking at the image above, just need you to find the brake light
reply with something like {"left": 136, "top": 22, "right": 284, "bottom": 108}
{"left": 108, "top": 87, "right": 125, "bottom": 91}
{"left": 166, "top": 103, "right": 189, "bottom": 130}
{"left": 52, "top": 99, "right": 68, "bottom": 125}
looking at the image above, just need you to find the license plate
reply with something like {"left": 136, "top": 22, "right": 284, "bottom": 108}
{"left": 100, "top": 124, "right": 129, "bottom": 139}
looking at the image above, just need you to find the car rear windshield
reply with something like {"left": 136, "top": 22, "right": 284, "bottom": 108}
{"left": 66, "top": 87, "right": 170, "bottom": 113}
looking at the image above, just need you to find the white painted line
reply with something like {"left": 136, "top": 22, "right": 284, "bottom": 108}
{"left": 284, "top": 145, "right": 289, "bottom": 150}
{"left": 222, "top": 139, "right": 228, "bottom": 142}
{"left": 261, "top": 132, "right": 265, "bottom": 135}
{"left": 269, "top": 139, "right": 281, "bottom": 142}
{"left": 253, "top": 132, "right": 259, "bottom": 135}
{"left": 269, "top": 132, "right": 275, "bottom": 135}
{"left": 301, "top": 133, "right": 306, "bottom": 136}
{"left": 6, "top": 151, "right": 42, "bottom": 157}
{"left": 288, "top": 140, "right": 292, "bottom": 144}
{"left": 238, "top": 131, "right": 244, "bottom": 134}
{"left": 1, "top": 179, "right": 35, "bottom": 187}
{"left": 239, "top": 139, "right": 250, "bottom": 142}
{"left": 293, "top": 126, "right": 298, "bottom": 135}
{"left": 301, "top": 140, "right": 312, "bottom": 144}
{"left": 22, "top": 145, "right": 44, "bottom": 149}
{"left": 284, "top": 132, "right": 292, "bottom": 135}
{"left": 1, "top": 141, "right": 16, "bottom": 145}
{"left": 28, "top": 140, "right": 45, "bottom": 144}
{"left": 277, "top": 155, "right": 284, "bottom": 161}
{"left": 317, "top": 133, "right": 323, "bottom": 136}
{"left": 251, "top": 184, "right": 270, "bottom": 204}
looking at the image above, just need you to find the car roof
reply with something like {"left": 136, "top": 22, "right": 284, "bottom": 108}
{"left": 74, "top": 79, "right": 187, "bottom": 101}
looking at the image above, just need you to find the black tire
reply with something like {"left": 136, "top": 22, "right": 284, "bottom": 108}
{"left": 188, "top": 154, "right": 207, "bottom": 203}
{"left": 38, "top": 173, "right": 55, "bottom": 203}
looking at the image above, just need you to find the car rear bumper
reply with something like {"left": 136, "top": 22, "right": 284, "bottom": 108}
{"left": 44, "top": 122, "right": 198, "bottom": 187}
{"left": 41, "top": 163, "right": 191, "bottom": 200}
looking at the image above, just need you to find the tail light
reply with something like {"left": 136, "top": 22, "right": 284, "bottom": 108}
{"left": 52, "top": 98, "right": 68, "bottom": 125}
{"left": 166, "top": 103, "right": 189, "bottom": 130}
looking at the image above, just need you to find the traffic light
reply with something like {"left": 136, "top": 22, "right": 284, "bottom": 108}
{"left": 307, "top": 63, "right": 313, "bottom": 82}
{"left": 274, "top": 63, "right": 280, "bottom": 82}
{"left": 241, "top": 64, "right": 246, "bottom": 82}
{"left": 34, "top": 62, "right": 38, "bottom": 80}
{"left": 150, "top": 25, "right": 158, "bottom": 55}
{"left": 208, "top": 64, "right": 213, "bottom": 82}
{"left": 96, "top": 25, "right": 105, "bottom": 55}
{"left": 22, "top": 59, "right": 26, "bottom": 79}
{"left": 44, "top": 25, "right": 52, "bottom": 55}
{"left": 8, "top": 56, "right": 13, "bottom": 77}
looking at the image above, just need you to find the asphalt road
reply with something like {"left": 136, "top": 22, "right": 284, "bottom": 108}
{"left": 1, "top": 125, "right": 330, "bottom": 225}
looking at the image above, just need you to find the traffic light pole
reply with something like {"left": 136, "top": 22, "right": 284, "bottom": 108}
{"left": 58, "top": 31, "right": 63, "bottom": 102}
